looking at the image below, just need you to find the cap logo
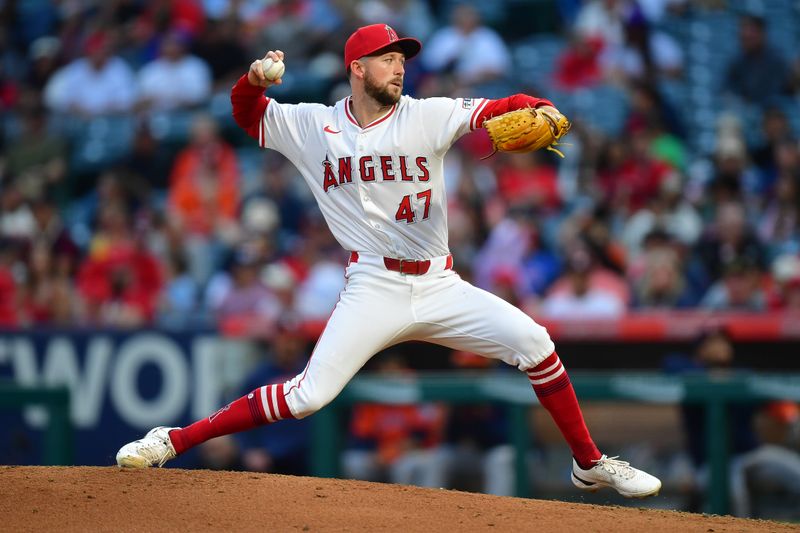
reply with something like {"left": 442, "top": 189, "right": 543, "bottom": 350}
{"left": 385, "top": 25, "right": 398, "bottom": 42}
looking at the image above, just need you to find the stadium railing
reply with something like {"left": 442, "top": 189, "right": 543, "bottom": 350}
{"left": 310, "top": 372, "right": 800, "bottom": 516}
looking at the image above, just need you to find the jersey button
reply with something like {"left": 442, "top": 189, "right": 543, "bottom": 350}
{"left": 373, "top": 222, "right": 381, "bottom": 229}
{"left": 363, "top": 196, "right": 370, "bottom": 202}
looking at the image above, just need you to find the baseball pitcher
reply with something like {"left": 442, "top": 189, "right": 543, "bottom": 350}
{"left": 117, "top": 24, "right": 661, "bottom": 498}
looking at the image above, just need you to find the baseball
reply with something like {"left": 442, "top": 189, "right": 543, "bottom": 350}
{"left": 261, "top": 58, "right": 285, "bottom": 81}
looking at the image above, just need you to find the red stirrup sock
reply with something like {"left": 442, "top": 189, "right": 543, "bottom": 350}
{"left": 527, "top": 352, "right": 601, "bottom": 470}
{"left": 169, "top": 383, "right": 293, "bottom": 454}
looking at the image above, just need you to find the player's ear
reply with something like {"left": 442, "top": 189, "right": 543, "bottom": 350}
{"left": 350, "top": 59, "right": 366, "bottom": 80}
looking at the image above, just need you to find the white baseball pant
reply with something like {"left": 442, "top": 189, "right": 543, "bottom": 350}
{"left": 281, "top": 253, "right": 555, "bottom": 419}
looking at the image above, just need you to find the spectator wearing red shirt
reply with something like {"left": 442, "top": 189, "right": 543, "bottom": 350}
{"left": 554, "top": 34, "right": 604, "bottom": 90}
{"left": 77, "top": 203, "right": 163, "bottom": 326}
{"left": 767, "top": 254, "right": 800, "bottom": 311}
{"left": 0, "top": 239, "right": 19, "bottom": 326}
{"left": 494, "top": 151, "right": 561, "bottom": 210}
{"left": 137, "top": 0, "right": 205, "bottom": 42}
{"left": 778, "top": 277, "right": 800, "bottom": 311}
{"left": 597, "top": 131, "right": 672, "bottom": 215}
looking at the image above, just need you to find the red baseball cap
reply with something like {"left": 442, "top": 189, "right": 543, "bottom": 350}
{"left": 344, "top": 24, "right": 422, "bottom": 72}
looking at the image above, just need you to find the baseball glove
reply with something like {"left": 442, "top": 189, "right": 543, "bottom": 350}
{"left": 482, "top": 107, "right": 571, "bottom": 159}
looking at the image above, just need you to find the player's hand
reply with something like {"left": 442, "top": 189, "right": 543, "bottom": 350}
{"left": 248, "top": 50, "right": 285, "bottom": 88}
{"left": 536, "top": 105, "right": 559, "bottom": 115}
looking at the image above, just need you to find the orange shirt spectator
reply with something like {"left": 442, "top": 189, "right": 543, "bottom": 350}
{"left": 350, "top": 403, "right": 446, "bottom": 465}
{"left": 167, "top": 115, "right": 239, "bottom": 236}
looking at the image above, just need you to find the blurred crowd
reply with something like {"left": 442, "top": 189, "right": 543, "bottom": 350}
{"left": 1, "top": 0, "right": 800, "bottom": 332}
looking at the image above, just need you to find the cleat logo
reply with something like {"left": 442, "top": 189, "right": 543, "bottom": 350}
{"left": 573, "top": 473, "right": 596, "bottom": 486}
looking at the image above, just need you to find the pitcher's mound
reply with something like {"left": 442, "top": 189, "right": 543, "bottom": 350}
{"left": 1, "top": 466, "right": 797, "bottom": 532}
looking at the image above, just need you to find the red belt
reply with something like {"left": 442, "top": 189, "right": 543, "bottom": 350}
{"left": 349, "top": 252, "right": 453, "bottom": 275}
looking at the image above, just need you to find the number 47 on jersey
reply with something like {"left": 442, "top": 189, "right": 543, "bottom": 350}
{"left": 395, "top": 189, "right": 431, "bottom": 223}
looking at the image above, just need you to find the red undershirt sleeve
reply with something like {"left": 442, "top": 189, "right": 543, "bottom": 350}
{"left": 230, "top": 74, "right": 270, "bottom": 142}
{"left": 473, "top": 93, "right": 555, "bottom": 129}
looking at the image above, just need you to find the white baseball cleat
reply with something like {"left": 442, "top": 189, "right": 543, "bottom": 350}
{"left": 116, "top": 426, "right": 179, "bottom": 468}
{"left": 571, "top": 455, "right": 662, "bottom": 498}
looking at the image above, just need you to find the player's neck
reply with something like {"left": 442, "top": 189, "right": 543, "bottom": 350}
{"left": 349, "top": 92, "right": 393, "bottom": 128}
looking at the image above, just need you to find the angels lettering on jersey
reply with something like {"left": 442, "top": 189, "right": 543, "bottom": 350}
{"left": 249, "top": 93, "right": 491, "bottom": 257}
{"left": 321, "top": 154, "right": 430, "bottom": 193}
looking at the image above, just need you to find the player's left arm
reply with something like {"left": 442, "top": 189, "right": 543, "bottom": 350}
{"left": 472, "top": 93, "right": 556, "bottom": 129}
{"left": 419, "top": 93, "right": 559, "bottom": 155}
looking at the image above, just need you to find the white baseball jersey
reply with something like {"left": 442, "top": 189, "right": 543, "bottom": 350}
{"left": 241, "top": 89, "right": 554, "bottom": 421}
{"left": 256, "top": 94, "right": 489, "bottom": 259}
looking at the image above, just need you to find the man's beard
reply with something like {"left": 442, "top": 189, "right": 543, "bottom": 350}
{"left": 364, "top": 70, "right": 401, "bottom": 106}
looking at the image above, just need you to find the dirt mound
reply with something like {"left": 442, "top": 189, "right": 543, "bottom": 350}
{"left": 1, "top": 466, "right": 797, "bottom": 532}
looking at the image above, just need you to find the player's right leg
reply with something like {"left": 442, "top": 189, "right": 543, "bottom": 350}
{"left": 116, "top": 260, "right": 415, "bottom": 468}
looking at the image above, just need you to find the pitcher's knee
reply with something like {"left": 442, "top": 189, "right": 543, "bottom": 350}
{"left": 288, "top": 388, "right": 336, "bottom": 419}
{"left": 517, "top": 324, "right": 555, "bottom": 368}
